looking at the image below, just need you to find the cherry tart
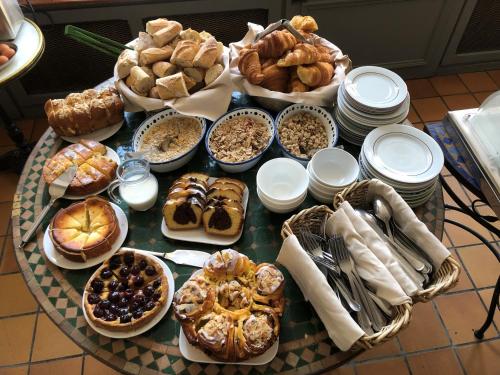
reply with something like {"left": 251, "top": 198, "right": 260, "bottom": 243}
{"left": 173, "top": 249, "right": 285, "bottom": 361}
{"left": 83, "top": 250, "right": 168, "bottom": 331}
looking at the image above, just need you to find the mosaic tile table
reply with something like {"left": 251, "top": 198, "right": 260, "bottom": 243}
{"left": 12, "top": 94, "right": 444, "bottom": 374}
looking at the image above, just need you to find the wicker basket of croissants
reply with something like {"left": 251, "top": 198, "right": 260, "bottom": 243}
{"left": 114, "top": 18, "right": 233, "bottom": 121}
{"left": 230, "top": 15, "right": 352, "bottom": 111}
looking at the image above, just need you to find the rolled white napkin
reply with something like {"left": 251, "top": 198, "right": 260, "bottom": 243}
{"left": 327, "top": 208, "right": 412, "bottom": 306}
{"left": 277, "top": 235, "right": 364, "bottom": 351}
{"left": 367, "top": 179, "right": 451, "bottom": 269}
{"left": 339, "top": 201, "right": 419, "bottom": 296}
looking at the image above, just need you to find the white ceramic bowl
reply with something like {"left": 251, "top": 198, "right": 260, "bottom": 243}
{"left": 308, "top": 184, "right": 334, "bottom": 204}
{"left": 256, "top": 158, "right": 309, "bottom": 203}
{"left": 257, "top": 187, "right": 307, "bottom": 214}
{"left": 257, "top": 185, "right": 306, "bottom": 207}
{"left": 275, "top": 104, "right": 339, "bottom": 166}
{"left": 132, "top": 109, "right": 206, "bottom": 173}
{"left": 206, "top": 108, "right": 275, "bottom": 173}
{"left": 309, "top": 148, "right": 359, "bottom": 188}
{"left": 307, "top": 163, "right": 345, "bottom": 196}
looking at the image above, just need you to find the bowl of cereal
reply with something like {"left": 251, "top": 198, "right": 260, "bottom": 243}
{"left": 275, "top": 104, "right": 338, "bottom": 166}
{"left": 133, "top": 109, "right": 206, "bottom": 173}
{"left": 206, "top": 108, "right": 275, "bottom": 173}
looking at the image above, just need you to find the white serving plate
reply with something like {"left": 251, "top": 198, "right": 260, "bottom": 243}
{"left": 63, "top": 146, "right": 121, "bottom": 200}
{"left": 82, "top": 249, "right": 175, "bottom": 339}
{"left": 161, "top": 178, "right": 249, "bottom": 246}
{"left": 179, "top": 330, "right": 279, "bottom": 365}
{"left": 363, "top": 124, "right": 444, "bottom": 184}
{"left": 60, "top": 120, "right": 124, "bottom": 143}
{"left": 343, "top": 66, "right": 408, "bottom": 111}
{"left": 42, "top": 202, "right": 128, "bottom": 270}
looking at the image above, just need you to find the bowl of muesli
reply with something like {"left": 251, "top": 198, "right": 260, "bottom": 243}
{"left": 275, "top": 104, "right": 338, "bottom": 166}
{"left": 133, "top": 109, "right": 206, "bottom": 173}
{"left": 206, "top": 108, "right": 275, "bottom": 173}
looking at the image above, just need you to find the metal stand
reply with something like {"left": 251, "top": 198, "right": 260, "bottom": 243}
{"left": 0, "top": 103, "right": 32, "bottom": 173}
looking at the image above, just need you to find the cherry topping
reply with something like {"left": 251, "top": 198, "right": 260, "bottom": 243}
{"left": 105, "top": 313, "right": 117, "bottom": 321}
{"left": 108, "top": 280, "right": 119, "bottom": 291}
{"left": 120, "top": 313, "right": 132, "bottom": 323}
{"left": 139, "top": 259, "right": 147, "bottom": 270}
{"left": 130, "top": 265, "right": 141, "bottom": 275}
{"left": 87, "top": 293, "right": 101, "bottom": 305}
{"left": 117, "top": 283, "right": 127, "bottom": 292}
{"left": 153, "top": 279, "right": 162, "bottom": 289}
{"left": 133, "top": 276, "right": 144, "bottom": 287}
{"left": 132, "top": 309, "right": 143, "bottom": 319}
{"left": 124, "top": 253, "right": 135, "bottom": 266}
{"left": 132, "top": 294, "right": 145, "bottom": 305}
{"left": 119, "top": 266, "right": 130, "bottom": 277}
{"left": 153, "top": 291, "right": 162, "bottom": 301}
{"left": 90, "top": 279, "right": 104, "bottom": 293}
{"left": 109, "top": 291, "right": 120, "bottom": 303}
{"left": 118, "top": 297, "right": 129, "bottom": 307}
{"left": 98, "top": 300, "right": 110, "bottom": 310}
{"left": 100, "top": 268, "right": 112, "bottom": 279}
{"left": 130, "top": 301, "right": 141, "bottom": 311}
{"left": 109, "top": 304, "right": 119, "bottom": 315}
{"left": 93, "top": 306, "right": 104, "bottom": 318}
{"left": 144, "top": 285, "right": 154, "bottom": 297}
{"left": 124, "top": 289, "right": 134, "bottom": 298}
{"left": 145, "top": 266, "right": 156, "bottom": 276}
{"left": 144, "top": 301, "right": 156, "bottom": 311}
{"left": 109, "top": 255, "right": 121, "bottom": 269}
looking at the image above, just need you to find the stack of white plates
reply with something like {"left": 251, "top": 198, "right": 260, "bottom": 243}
{"left": 359, "top": 124, "right": 444, "bottom": 207}
{"left": 335, "top": 66, "right": 410, "bottom": 145}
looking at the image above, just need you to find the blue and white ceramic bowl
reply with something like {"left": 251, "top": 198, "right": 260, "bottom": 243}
{"left": 133, "top": 109, "right": 207, "bottom": 173}
{"left": 206, "top": 108, "right": 275, "bottom": 173}
{"left": 275, "top": 104, "right": 338, "bottom": 166}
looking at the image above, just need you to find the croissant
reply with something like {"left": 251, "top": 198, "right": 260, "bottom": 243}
{"left": 171, "top": 39, "right": 200, "bottom": 68}
{"left": 238, "top": 48, "right": 264, "bottom": 85}
{"left": 297, "top": 62, "right": 334, "bottom": 87}
{"left": 277, "top": 43, "right": 318, "bottom": 67}
{"left": 288, "top": 69, "right": 309, "bottom": 92}
{"left": 253, "top": 30, "right": 296, "bottom": 58}
{"left": 290, "top": 15, "right": 318, "bottom": 33}
{"left": 193, "top": 37, "right": 219, "bottom": 69}
{"left": 261, "top": 63, "right": 289, "bottom": 92}
{"left": 316, "top": 45, "right": 334, "bottom": 63}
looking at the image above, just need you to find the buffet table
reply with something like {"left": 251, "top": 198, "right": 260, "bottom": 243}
{"left": 11, "top": 92, "right": 445, "bottom": 375}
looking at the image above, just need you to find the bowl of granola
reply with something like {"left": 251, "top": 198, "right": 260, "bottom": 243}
{"left": 133, "top": 109, "right": 206, "bottom": 172}
{"left": 206, "top": 108, "right": 275, "bottom": 173}
{"left": 275, "top": 104, "right": 338, "bottom": 166}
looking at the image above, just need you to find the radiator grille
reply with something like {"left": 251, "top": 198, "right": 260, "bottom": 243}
{"left": 457, "top": 0, "right": 500, "bottom": 53}
{"left": 143, "top": 8, "right": 269, "bottom": 46}
{"left": 20, "top": 20, "right": 132, "bottom": 95}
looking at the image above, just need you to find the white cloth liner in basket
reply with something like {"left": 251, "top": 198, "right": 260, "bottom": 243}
{"left": 229, "top": 22, "right": 352, "bottom": 107}
{"left": 114, "top": 45, "right": 233, "bottom": 121}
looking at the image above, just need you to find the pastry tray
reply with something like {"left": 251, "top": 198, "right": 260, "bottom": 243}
{"left": 161, "top": 178, "right": 249, "bottom": 246}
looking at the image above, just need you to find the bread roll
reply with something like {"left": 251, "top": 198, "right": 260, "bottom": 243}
{"left": 180, "top": 28, "right": 202, "bottom": 43}
{"left": 139, "top": 46, "right": 173, "bottom": 65}
{"left": 149, "top": 86, "right": 160, "bottom": 99}
{"left": 152, "top": 21, "right": 182, "bottom": 47}
{"left": 156, "top": 72, "right": 190, "bottom": 99}
{"left": 146, "top": 18, "right": 170, "bottom": 35}
{"left": 193, "top": 37, "right": 219, "bottom": 69}
{"left": 205, "top": 63, "right": 223, "bottom": 86}
{"left": 199, "top": 31, "right": 213, "bottom": 41}
{"left": 182, "top": 73, "right": 197, "bottom": 90}
{"left": 128, "top": 66, "right": 155, "bottom": 96}
{"left": 184, "top": 67, "right": 205, "bottom": 82}
{"left": 116, "top": 49, "right": 138, "bottom": 79}
{"left": 135, "top": 32, "right": 154, "bottom": 53}
{"left": 152, "top": 61, "right": 177, "bottom": 77}
{"left": 171, "top": 40, "right": 200, "bottom": 68}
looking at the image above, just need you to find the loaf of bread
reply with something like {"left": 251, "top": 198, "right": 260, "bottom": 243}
{"left": 44, "top": 88, "right": 124, "bottom": 137}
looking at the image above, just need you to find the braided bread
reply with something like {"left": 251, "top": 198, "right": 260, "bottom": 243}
{"left": 174, "top": 249, "right": 285, "bottom": 361}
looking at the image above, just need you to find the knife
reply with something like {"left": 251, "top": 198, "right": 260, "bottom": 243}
{"left": 121, "top": 247, "right": 211, "bottom": 268}
{"left": 19, "top": 165, "right": 78, "bottom": 249}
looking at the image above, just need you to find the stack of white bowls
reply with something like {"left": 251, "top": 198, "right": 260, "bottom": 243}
{"left": 307, "top": 148, "right": 360, "bottom": 204}
{"left": 256, "top": 158, "right": 309, "bottom": 214}
{"left": 335, "top": 66, "right": 410, "bottom": 146}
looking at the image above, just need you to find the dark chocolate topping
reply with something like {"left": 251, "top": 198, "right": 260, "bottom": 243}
{"left": 208, "top": 207, "right": 232, "bottom": 230}
{"left": 173, "top": 201, "right": 198, "bottom": 225}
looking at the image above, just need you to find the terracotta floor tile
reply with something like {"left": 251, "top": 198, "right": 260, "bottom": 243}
{"left": 442, "top": 94, "right": 479, "bottom": 111}
{"left": 0, "top": 172, "right": 19, "bottom": 203}
{"left": 0, "top": 314, "right": 36, "bottom": 366}
{"left": 473, "top": 91, "right": 496, "bottom": 104}
{"left": 355, "top": 358, "right": 410, "bottom": 375}
{"left": 457, "top": 244, "right": 500, "bottom": 288}
{"left": 487, "top": 69, "right": 500, "bottom": 87}
{"left": 0, "top": 202, "right": 12, "bottom": 236}
{"left": 407, "top": 104, "right": 421, "bottom": 123}
{"left": 83, "top": 355, "right": 120, "bottom": 375}
{"left": 30, "top": 118, "right": 49, "bottom": 143}
{"left": 445, "top": 211, "right": 496, "bottom": 247}
{"left": 443, "top": 176, "right": 472, "bottom": 205}
{"left": 413, "top": 122, "right": 424, "bottom": 131}
{"left": 31, "top": 313, "right": 82, "bottom": 361}
{"left": 405, "top": 78, "right": 438, "bottom": 99}
{"left": 442, "top": 230, "right": 452, "bottom": 248}
{"left": 441, "top": 165, "right": 451, "bottom": 176}
{"left": 412, "top": 97, "right": 448, "bottom": 122}
{"left": 0, "top": 365, "right": 29, "bottom": 375}
{"left": 355, "top": 338, "right": 400, "bottom": 362}
{"left": 435, "top": 291, "right": 495, "bottom": 344}
{"left": 407, "top": 348, "right": 464, "bottom": 375}
{"left": 0, "top": 120, "right": 34, "bottom": 147}
{"left": 323, "top": 365, "right": 355, "bottom": 375}
{"left": 29, "top": 356, "right": 83, "bottom": 375}
{"left": 478, "top": 288, "right": 500, "bottom": 330}
{"left": 459, "top": 72, "right": 497, "bottom": 92}
{"left": 447, "top": 249, "right": 474, "bottom": 293}
{"left": 430, "top": 75, "right": 468, "bottom": 96}
{"left": 456, "top": 339, "right": 500, "bottom": 375}
{"left": 398, "top": 302, "right": 449, "bottom": 352}
{"left": 0, "top": 236, "right": 18, "bottom": 274}
{"left": 0, "top": 274, "right": 37, "bottom": 317}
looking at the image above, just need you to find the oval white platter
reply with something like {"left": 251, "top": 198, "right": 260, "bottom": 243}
{"left": 61, "top": 120, "right": 124, "bottom": 143}
{"left": 161, "top": 178, "right": 249, "bottom": 246}
{"left": 63, "top": 146, "right": 120, "bottom": 200}
{"left": 42, "top": 202, "right": 128, "bottom": 270}
{"left": 82, "top": 249, "right": 175, "bottom": 339}
{"left": 179, "top": 330, "right": 279, "bottom": 365}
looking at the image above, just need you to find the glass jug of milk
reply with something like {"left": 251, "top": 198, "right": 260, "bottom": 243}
{"left": 107, "top": 158, "right": 158, "bottom": 211}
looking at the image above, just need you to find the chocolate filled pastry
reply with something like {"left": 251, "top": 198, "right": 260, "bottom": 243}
{"left": 202, "top": 205, "right": 244, "bottom": 237}
{"left": 173, "top": 249, "right": 285, "bottom": 361}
